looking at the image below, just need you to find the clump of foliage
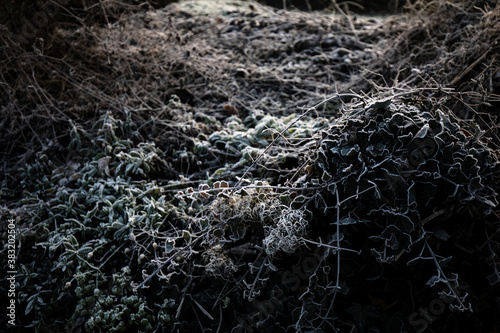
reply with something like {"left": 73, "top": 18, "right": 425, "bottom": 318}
{"left": 2, "top": 0, "right": 500, "bottom": 332}
{"left": 2, "top": 91, "right": 500, "bottom": 332}
{"left": 1, "top": 111, "right": 179, "bottom": 332}
{"left": 166, "top": 92, "right": 500, "bottom": 332}
{"left": 300, "top": 96, "right": 500, "bottom": 329}
{"left": 315, "top": 100, "right": 499, "bottom": 263}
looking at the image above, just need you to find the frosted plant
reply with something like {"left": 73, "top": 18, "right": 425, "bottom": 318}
{"left": 204, "top": 245, "right": 237, "bottom": 278}
{"left": 263, "top": 207, "right": 308, "bottom": 256}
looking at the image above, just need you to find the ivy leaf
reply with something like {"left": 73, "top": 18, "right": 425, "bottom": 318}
{"left": 182, "top": 230, "right": 191, "bottom": 244}
{"left": 338, "top": 217, "right": 357, "bottom": 225}
{"left": 431, "top": 227, "right": 451, "bottom": 241}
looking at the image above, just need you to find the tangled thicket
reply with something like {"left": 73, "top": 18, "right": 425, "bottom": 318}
{"left": 1, "top": 0, "right": 500, "bottom": 332}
